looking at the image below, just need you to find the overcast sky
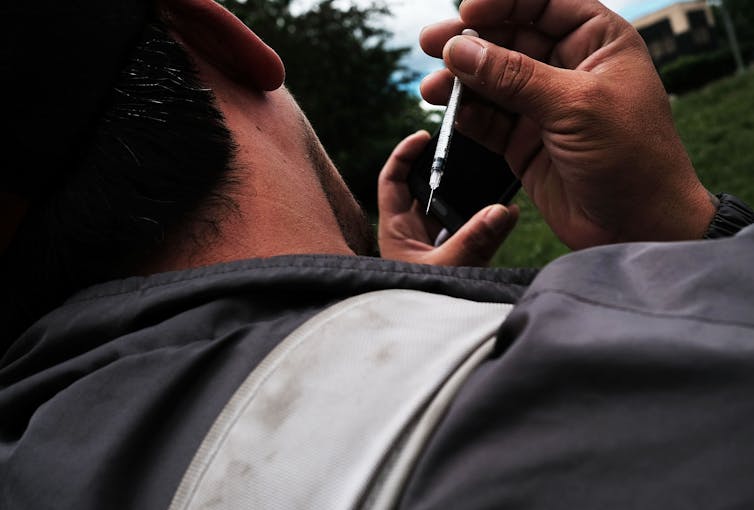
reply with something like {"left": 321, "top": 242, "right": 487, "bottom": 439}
{"left": 291, "top": 0, "right": 679, "bottom": 93}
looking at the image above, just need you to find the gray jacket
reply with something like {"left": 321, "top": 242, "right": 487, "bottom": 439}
{"left": 2, "top": 226, "right": 753, "bottom": 509}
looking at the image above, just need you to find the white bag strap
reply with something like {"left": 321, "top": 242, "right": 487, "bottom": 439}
{"left": 169, "top": 289, "right": 513, "bottom": 510}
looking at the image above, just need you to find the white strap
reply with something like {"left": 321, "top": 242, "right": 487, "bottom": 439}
{"left": 170, "top": 289, "right": 512, "bottom": 510}
{"left": 361, "top": 334, "right": 498, "bottom": 509}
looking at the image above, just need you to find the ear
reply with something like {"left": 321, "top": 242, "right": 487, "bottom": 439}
{"left": 159, "top": 0, "right": 285, "bottom": 91}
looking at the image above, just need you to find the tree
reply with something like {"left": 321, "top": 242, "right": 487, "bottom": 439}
{"left": 721, "top": 0, "right": 754, "bottom": 46}
{"left": 217, "top": 0, "right": 437, "bottom": 214}
{"left": 709, "top": 0, "right": 754, "bottom": 72}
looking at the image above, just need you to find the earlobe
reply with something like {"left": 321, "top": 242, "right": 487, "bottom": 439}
{"left": 159, "top": 0, "right": 285, "bottom": 91}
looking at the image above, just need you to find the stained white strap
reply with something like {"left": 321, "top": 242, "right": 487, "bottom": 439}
{"left": 361, "top": 334, "right": 498, "bottom": 509}
{"left": 170, "top": 289, "right": 513, "bottom": 510}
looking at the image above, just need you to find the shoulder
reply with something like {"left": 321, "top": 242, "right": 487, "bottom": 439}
{"left": 399, "top": 229, "right": 754, "bottom": 509}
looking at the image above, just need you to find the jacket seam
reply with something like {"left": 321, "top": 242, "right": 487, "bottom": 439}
{"left": 69, "top": 261, "right": 532, "bottom": 304}
{"left": 518, "top": 288, "right": 754, "bottom": 330}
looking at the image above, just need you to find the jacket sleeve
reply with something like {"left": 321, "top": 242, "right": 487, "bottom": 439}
{"left": 399, "top": 226, "right": 754, "bottom": 510}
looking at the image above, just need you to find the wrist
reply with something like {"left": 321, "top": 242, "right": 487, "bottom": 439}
{"left": 614, "top": 144, "right": 716, "bottom": 243}
{"left": 703, "top": 193, "right": 754, "bottom": 239}
{"left": 629, "top": 180, "right": 716, "bottom": 243}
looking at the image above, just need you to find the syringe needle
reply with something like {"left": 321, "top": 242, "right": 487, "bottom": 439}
{"left": 425, "top": 28, "right": 478, "bottom": 217}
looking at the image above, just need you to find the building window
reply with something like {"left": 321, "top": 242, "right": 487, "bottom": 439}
{"left": 650, "top": 40, "right": 665, "bottom": 61}
{"left": 664, "top": 35, "right": 677, "bottom": 54}
{"left": 693, "top": 27, "right": 711, "bottom": 45}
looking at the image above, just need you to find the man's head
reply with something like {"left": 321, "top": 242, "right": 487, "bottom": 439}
{"left": 1, "top": 0, "right": 374, "bottom": 345}
{"left": 143, "top": 0, "right": 375, "bottom": 267}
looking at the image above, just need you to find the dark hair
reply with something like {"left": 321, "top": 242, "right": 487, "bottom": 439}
{"left": 0, "top": 21, "right": 237, "bottom": 349}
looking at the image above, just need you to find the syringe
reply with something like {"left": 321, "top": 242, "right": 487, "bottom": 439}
{"left": 427, "top": 28, "right": 479, "bottom": 215}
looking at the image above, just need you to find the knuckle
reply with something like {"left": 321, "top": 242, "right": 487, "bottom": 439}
{"left": 490, "top": 50, "right": 535, "bottom": 99}
{"left": 563, "top": 76, "right": 604, "bottom": 118}
{"left": 574, "top": 75, "right": 602, "bottom": 102}
{"left": 463, "top": 225, "right": 493, "bottom": 254}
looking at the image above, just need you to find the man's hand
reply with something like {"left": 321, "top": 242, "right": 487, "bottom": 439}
{"left": 378, "top": 131, "right": 518, "bottom": 266}
{"left": 420, "top": 0, "right": 715, "bottom": 249}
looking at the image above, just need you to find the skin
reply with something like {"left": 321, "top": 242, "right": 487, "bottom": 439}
{"left": 149, "top": 0, "right": 513, "bottom": 271}
{"left": 378, "top": 131, "right": 520, "bottom": 266}
{"left": 415, "top": 0, "right": 717, "bottom": 250}
{"left": 149, "top": 0, "right": 371, "bottom": 272}
{"left": 152, "top": 0, "right": 716, "bottom": 272}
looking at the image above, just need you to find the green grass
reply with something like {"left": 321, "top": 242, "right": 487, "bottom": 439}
{"left": 491, "top": 69, "right": 754, "bottom": 268}
{"left": 492, "top": 194, "right": 569, "bottom": 268}
{"left": 673, "top": 70, "right": 754, "bottom": 206}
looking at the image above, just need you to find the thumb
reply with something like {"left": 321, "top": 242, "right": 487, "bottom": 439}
{"left": 433, "top": 204, "right": 518, "bottom": 267}
{"left": 443, "top": 35, "right": 575, "bottom": 122}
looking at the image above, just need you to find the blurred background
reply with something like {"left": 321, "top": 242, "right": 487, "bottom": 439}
{"left": 217, "top": 0, "right": 754, "bottom": 267}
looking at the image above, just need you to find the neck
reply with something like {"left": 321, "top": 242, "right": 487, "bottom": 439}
{"left": 140, "top": 167, "right": 355, "bottom": 275}
{"left": 141, "top": 40, "right": 360, "bottom": 275}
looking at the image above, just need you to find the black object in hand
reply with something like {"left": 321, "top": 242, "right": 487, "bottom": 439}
{"left": 408, "top": 131, "right": 520, "bottom": 234}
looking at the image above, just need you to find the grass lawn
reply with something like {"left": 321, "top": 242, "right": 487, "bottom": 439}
{"left": 492, "top": 68, "right": 754, "bottom": 268}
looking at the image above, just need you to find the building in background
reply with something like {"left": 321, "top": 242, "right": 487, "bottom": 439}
{"left": 634, "top": 1, "right": 719, "bottom": 67}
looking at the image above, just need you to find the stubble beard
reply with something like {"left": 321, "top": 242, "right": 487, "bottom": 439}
{"left": 299, "top": 118, "right": 377, "bottom": 257}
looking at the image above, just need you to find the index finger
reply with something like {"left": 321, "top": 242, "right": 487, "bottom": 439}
{"left": 420, "top": 19, "right": 466, "bottom": 58}
{"left": 460, "top": 0, "right": 605, "bottom": 39}
{"left": 421, "top": 20, "right": 556, "bottom": 66}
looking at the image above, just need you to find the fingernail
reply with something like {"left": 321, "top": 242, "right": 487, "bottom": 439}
{"left": 449, "top": 36, "right": 484, "bottom": 75}
{"left": 484, "top": 205, "right": 509, "bottom": 234}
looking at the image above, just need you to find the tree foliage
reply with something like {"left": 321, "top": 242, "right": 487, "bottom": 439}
{"left": 719, "top": 0, "right": 754, "bottom": 48}
{"left": 217, "top": 0, "right": 436, "bottom": 213}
